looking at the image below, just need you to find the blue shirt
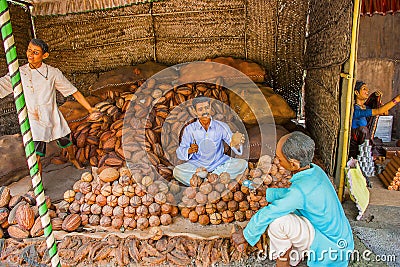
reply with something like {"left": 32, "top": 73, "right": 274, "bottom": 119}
{"left": 244, "top": 164, "right": 354, "bottom": 267}
{"left": 352, "top": 104, "right": 372, "bottom": 129}
{"left": 176, "top": 119, "right": 242, "bottom": 171}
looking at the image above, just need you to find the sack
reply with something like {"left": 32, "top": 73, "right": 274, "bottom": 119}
{"left": 90, "top": 62, "right": 178, "bottom": 96}
{"left": 240, "top": 124, "right": 289, "bottom": 161}
{"left": 59, "top": 96, "right": 102, "bottom": 123}
{"left": 178, "top": 57, "right": 265, "bottom": 86}
{"left": 228, "top": 85, "right": 296, "bottom": 125}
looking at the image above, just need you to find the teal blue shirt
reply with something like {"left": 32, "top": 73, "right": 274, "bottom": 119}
{"left": 243, "top": 164, "right": 354, "bottom": 266}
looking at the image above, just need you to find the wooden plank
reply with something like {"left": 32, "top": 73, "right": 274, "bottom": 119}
{"left": 378, "top": 173, "right": 390, "bottom": 187}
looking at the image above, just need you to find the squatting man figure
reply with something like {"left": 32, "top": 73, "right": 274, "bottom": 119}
{"left": 173, "top": 96, "right": 248, "bottom": 185}
{"left": 233, "top": 131, "right": 354, "bottom": 267}
{"left": 0, "top": 38, "right": 98, "bottom": 176}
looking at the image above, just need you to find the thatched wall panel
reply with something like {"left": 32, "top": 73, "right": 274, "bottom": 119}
{"left": 305, "top": 0, "right": 352, "bottom": 68}
{"left": 152, "top": 0, "right": 245, "bottom": 13}
{"left": 153, "top": 9, "right": 245, "bottom": 39}
{"left": 36, "top": 15, "right": 152, "bottom": 51}
{"left": 246, "top": 0, "right": 276, "bottom": 84}
{"left": 273, "top": 0, "right": 308, "bottom": 112}
{"left": 305, "top": 66, "right": 342, "bottom": 176}
{"left": 0, "top": 4, "right": 32, "bottom": 76}
{"left": 156, "top": 38, "right": 244, "bottom": 65}
{"left": 45, "top": 39, "right": 153, "bottom": 73}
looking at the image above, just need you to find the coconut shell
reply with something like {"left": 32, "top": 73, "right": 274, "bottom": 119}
{"left": 84, "top": 192, "right": 96, "bottom": 205}
{"left": 136, "top": 205, "right": 149, "bottom": 217}
{"left": 184, "top": 187, "right": 197, "bottom": 199}
{"left": 23, "top": 191, "right": 36, "bottom": 206}
{"left": 96, "top": 194, "right": 107, "bottom": 206}
{"left": 209, "top": 213, "right": 222, "bottom": 225}
{"left": 124, "top": 206, "right": 136, "bottom": 218}
{"left": 180, "top": 207, "right": 191, "bottom": 218}
{"left": 149, "top": 203, "right": 161, "bottom": 216}
{"left": 239, "top": 201, "right": 250, "bottom": 212}
{"left": 221, "top": 210, "right": 234, "bottom": 223}
{"left": 100, "top": 216, "right": 112, "bottom": 227}
{"left": 234, "top": 191, "right": 245, "bottom": 202}
{"left": 102, "top": 205, "right": 114, "bottom": 217}
{"left": 51, "top": 217, "right": 63, "bottom": 231}
{"left": 8, "top": 225, "right": 29, "bottom": 239}
{"left": 80, "top": 182, "right": 92, "bottom": 195}
{"left": 73, "top": 180, "right": 83, "bottom": 193}
{"left": 90, "top": 203, "right": 102, "bottom": 215}
{"left": 123, "top": 217, "right": 136, "bottom": 230}
{"left": 107, "top": 195, "right": 118, "bottom": 207}
{"left": 113, "top": 206, "right": 124, "bottom": 218}
{"left": 80, "top": 203, "right": 91, "bottom": 215}
{"left": 130, "top": 196, "right": 142, "bottom": 207}
{"left": 198, "top": 214, "right": 210, "bottom": 225}
{"left": 16, "top": 203, "right": 35, "bottom": 231}
{"left": 68, "top": 201, "right": 81, "bottom": 214}
{"left": 195, "top": 205, "right": 206, "bottom": 215}
{"left": 99, "top": 167, "right": 120, "bottom": 183}
{"left": 81, "top": 214, "right": 89, "bottom": 226}
{"left": 0, "top": 186, "right": 11, "bottom": 208}
{"left": 81, "top": 172, "right": 93, "bottom": 182}
{"left": 101, "top": 184, "right": 112, "bottom": 196}
{"left": 112, "top": 184, "right": 124, "bottom": 197}
{"left": 208, "top": 191, "right": 221, "bottom": 204}
{"left": 89, "top": 215, "right": 101, "bottom": 226}
{"left": 123, "top": 185, "right": 135, "bottom": 197}
{"left": 8, "top": 195, "right": 24, "bottom": 209}
{"left": 0, "top": 207, "right": 9, "bottom": 224}
{"left": 62, "top": 214, "right": 82, "bottom": 232}
{"left": 160, "top": 214, "right": 172, "bottom": 226}
{"left": 188, "top": 211, "right": 199, "bottom": 223}
{"left": 199, "top": 182, "right": 213, "bottom": 195}
{"left": 221, "top": 190, "right": 233, "bottom": 202}
{"left": 149, "top": 215, "right": 161, "bottom": 227}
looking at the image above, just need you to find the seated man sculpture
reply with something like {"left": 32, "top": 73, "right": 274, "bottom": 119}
{"left": 173, "top": 96, "right": 248, "bottom": 185}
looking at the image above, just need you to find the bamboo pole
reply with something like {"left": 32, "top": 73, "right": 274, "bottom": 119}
{"left": 338, "top": 0, "right": 361, "bottom": 202}
{"left": 0, "top": 1, "right": 60, "bottom": 266}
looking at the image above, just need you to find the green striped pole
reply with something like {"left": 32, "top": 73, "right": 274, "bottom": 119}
{"left": 0, "top": 1, "right": 61, "bottom": 267}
